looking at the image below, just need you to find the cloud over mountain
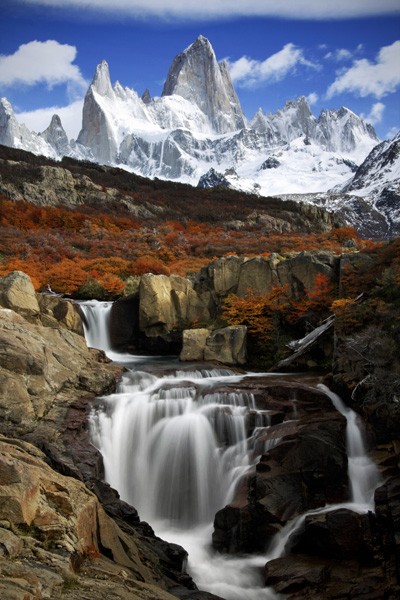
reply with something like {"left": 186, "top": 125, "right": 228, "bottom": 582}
{"left": 0, "top": 40, "right": 87, "bottom": 92}
{"left": 327, "top": 40, "right": 400, "bottom": 99}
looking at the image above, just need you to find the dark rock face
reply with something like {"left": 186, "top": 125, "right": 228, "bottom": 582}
{"left": 212, "top": 382, "right": 348, "bottom": 554}
{"left": 260, "top": 157, "right": 281, "bottom": 169}
{"left": 197, "top": 167, "right": 231, "bottom": 189}
{"left": 288, "top": 508, "right": 376, "bottom": 563}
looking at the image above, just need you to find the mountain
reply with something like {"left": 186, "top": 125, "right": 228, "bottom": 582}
{"left": 333, "top": 132, "right": 400, "bottom": 237}
{"left": 0, "top": 35, "right": 395, "bottom": 237}
{"left": 161, "top": 35, "right": 246, "bottom": 134}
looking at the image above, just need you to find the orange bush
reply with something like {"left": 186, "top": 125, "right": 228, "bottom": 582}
{"left": 45, "top": 260, "right": 89, "bottom": 294}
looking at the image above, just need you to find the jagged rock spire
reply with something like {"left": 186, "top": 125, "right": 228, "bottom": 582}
{"left": 141, "top": 88, "right": 151, "bottom": 104}
{"left": 162, "top": 35, "right": 246, "bottom": 134}
{"left": 91, "top": 60, "right": 113, "bottom": 96}
{"left": 40, "top": 114, "right": 69, "bottom": 154}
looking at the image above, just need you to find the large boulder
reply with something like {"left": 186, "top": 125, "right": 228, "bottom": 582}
{"left": 0, "top": 307, "right": 117, "bottom": 429}
{"left": 180, "top": 326, "right": 247, "bottom": 365}
{"left": 212, "top": 384, "right": 348, "bottom": 554}
{"left": 204, "top": 326, "right": 247, "bottom": 365}
{"left": 0, "top": 271, "right": 40, "bottom": 322}
{"left": 139, "top": 273, "right": 209, "bottom": 337}
{"left": 37, "top": 294, "right": 84, "bottom": 335}
{"left": 288, "top": 508, "right": 376, "bottom": 563}
{"left": 180, "top": 328, "right": 211, "bottom": 361}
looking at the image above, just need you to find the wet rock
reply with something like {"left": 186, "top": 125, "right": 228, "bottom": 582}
{"left": 212, "top": 503, "right": 281, "bottom": 554}
{"left": 212, "top": 382, "right": 348, "bottom": 553}
{"left": 288, "top": 508, "right": 376, "bottom": 563}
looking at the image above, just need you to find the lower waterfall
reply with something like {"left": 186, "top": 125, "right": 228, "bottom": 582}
{"left": 81, "top": 301, "right": 382, "bottom": 600}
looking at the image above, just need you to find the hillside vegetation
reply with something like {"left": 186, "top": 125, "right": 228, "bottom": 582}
{"left": 0, "top": 145, "right": 380, "bottom": 299}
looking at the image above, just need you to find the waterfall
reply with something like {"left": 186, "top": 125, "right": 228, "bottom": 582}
{"left": 82, "top": 301, "right": 382, "bottom": 600}
{"left": 80, "top": 300, "right": 113, "bottom": 353}
{"left": 260, "top": 384, "right": 382, "bottom": 569}
{"left": 90, "top": 370, "right": 257, "bottom": 527}
{"left": 318, "top": 384, "right": 381, "bottom": 508}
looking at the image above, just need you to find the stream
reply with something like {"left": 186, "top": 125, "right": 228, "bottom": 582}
{"left": 81, "top": 300, "right": 382, "bottom": 600}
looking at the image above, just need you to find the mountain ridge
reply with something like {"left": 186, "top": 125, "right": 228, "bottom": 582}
{"left": 0, "top": 35, "right": 398, "bottom": 238}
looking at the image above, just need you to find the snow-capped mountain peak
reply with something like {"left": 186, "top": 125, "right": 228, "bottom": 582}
{"left": 162, "top": 34, "right": 246, "bottom": 134}
{"left": 0, "top": 36, "right": 395, "bottom": 238}
{"left": 91, "top": 59, "right": 114, "bottom": 97}
{"left": 40, "top": 114, "right": 69, "bottom": 155}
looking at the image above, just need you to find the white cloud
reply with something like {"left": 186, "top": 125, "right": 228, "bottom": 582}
{"left": 324, "top": 48, "right": 353, "bottom": 61}
{"left": 16, "top": 99, "right": 84, "bottom": 139}
{"left": 15, "top": 0, "right": 400, "bottom": 20}
{"left": 0, "top": 40, "right": 87, "bottom": 92}
{"left": 327, "top": 40, "right": 400, "bottom": 99}
{"left": 228, "top": 44, "right": 319, "bottom": 88}
{"left": 306, "top": 92, "right": 319, "bottom": 105}
{"left": 360, "top": 102, "right": 385, "bottom": 125}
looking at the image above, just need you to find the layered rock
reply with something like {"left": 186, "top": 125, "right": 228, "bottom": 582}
{"left": 0, "top": 436, "right": 194, "bottom": 600}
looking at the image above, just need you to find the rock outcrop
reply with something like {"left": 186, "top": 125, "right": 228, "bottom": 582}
{"left": 180, "top": 325, "right": 247, "bottom": 365}
{"left": 138, "top": 273, "right": 210, "bottom": 337}
{"left": 0, "top": 270, "right": 40, "bottom": 322}
{"left": 195, "top": 252, "right": 338, "bottom": 316}
{"left": 212, "top": 382, "right": 348, "bottom": 554}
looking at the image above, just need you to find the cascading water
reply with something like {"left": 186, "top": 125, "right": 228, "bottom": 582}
{"left": 82, "top": 300, "right": 382, "bottom": 600}
{"left": 80, "top": 300, "right": 113, "bottom": 353}
{"left": 260, "top": 383, "right": 382, "bottom": 567}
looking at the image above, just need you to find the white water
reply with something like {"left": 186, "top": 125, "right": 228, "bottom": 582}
{"left": 82, "top": 301, "right": 382, "bottom": 600}
{"left": 81, "top": 300, "right": 113, "bottom": 353}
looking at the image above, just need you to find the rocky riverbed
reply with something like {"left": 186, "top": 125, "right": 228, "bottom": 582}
{"left": 0, "top": 270, "right": 399, "bottom": 599}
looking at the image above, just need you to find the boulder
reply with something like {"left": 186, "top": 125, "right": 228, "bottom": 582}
{"left": 212, "top": 384, "right": 348, "bottom": 554}
{"left": 204, "top": 326, "right": 247, "bottom": 365}
{"left": 0, "top": 437, "right": 181, "bottom": 599}
{"left": 0, "top": 271, "right": 40, "bottom": 322}
{"left": 139, "top": 273, "right": 209, "bottom": 337}
{"left": 0, "top": 306, "right": 117, "bottom": 427}
{"left": 37, "top": 294, "right": 84, "bottom": 335}
{"left": 288, "top": 508, "right": 376, "bottom": 563}
{"left": 180, "top": 326, "right": 247, "bottom": 365}
{"left": 180, "top": 328, "right": 211, "bottom": 361}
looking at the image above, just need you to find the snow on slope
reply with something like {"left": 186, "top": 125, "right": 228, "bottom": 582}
{"left": 1, "top": 35, "right": 394, "bottom": 236}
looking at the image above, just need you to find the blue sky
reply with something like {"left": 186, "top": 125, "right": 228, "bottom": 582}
{"left": 0, "top": 0, "right": 399, "bottom": 141}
